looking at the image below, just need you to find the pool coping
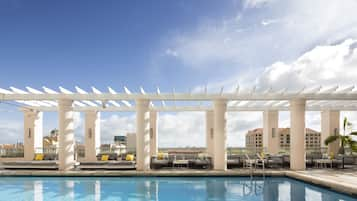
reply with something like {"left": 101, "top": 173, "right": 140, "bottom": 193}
{"left": 0, "top": 169, "right": 356, "bottom": 196}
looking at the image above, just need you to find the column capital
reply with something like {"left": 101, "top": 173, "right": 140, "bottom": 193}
{"left": 136, "top": 99, "right": 150, "bottom": 107}
{"left": 84, "top": 110, "right": 100, "bottom": 115}
{"left": 21, "top": 108, "right": 41, "bottom": 115}
{"left": 213, "top": 99, "right": 227, "bottom": 105}
{"left": 290, "top": 99, "right": 306, "bottom": 107}
{"left": 58, "top": 99, "right": 74, "bottom": 107}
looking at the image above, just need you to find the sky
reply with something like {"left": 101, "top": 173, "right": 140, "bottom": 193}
{"left": 1, "top": 0, "right": 357, "bottom": 147}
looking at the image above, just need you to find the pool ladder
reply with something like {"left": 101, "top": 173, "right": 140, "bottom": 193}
{"left": 248, "top": 160, "right": 265, "bottom": 179}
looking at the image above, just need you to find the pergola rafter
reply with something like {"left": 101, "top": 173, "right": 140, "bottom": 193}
{"left": 0, "top": 85, "right": 357, "bottom": 111}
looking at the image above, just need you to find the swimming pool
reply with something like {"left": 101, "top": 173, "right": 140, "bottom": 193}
{"left": 0, "top": 177, "right": 355, "bottom": 201}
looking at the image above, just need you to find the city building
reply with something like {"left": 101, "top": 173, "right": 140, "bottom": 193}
{"left": 114, "top": 135, "right": 127, "bottom": 146}
{"left": 245, "top": 128, "right": 321, "bottom": 151}
{"left": 126, "top": 133, "right": 136, "bottom": 153}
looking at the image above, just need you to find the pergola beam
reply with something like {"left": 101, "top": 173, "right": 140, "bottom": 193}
{"left": 23, "top": 105, "right": 357, "bottom": 112}
{"left": 1, "top": 86, "right": 357, "bottom": 111}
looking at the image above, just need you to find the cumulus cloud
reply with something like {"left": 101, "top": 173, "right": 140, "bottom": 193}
{"left": 257, "top": 39, "right": 357, "bottom": 90}
{"left": 156, "top": 38, "right": 357, "bottom": 147}
{"left": 162, "top": 0, "right": 357, "bottom": 70}
{"left": 0, "top": 119, "right": 23, "bottom": 144}
{"left": 100, "top": 114, "right": 135, "bottom": 144}
{"left": 227, "top": 112, "right": 262, "bottom": 147}
{"left": 158, "top": 112, "right": 205, "bottom": 148}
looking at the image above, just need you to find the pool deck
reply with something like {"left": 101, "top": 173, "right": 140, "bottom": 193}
{"left": 0, "top": 169, "right": 357, "bottom": 196}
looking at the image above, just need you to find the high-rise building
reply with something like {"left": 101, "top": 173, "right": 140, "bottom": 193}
{"left": 245, "top": 128, "right": 321, "bottom": 151}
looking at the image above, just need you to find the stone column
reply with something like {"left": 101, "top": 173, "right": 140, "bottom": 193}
{"left": 213, "top": 99, "right": 227, "bottom": 171}
{"left": 58, "top": 99, "right": 75, "bottom": 171}
{"left": 263, "top": 110, "right": 279, "bottom": 154}
{"left": 23, "top": 109, "right": 43, "bottom": 160}
{"left": 321, "top": 110, "right": 340, "bottom": 155}
{"left": 136, "top": 99, "right": 150, "bottom": 171}
{"left": 150, "top": 111, "right": 158, "bottom": 156}
{"left": 290, "top": 99, "right": 306, "bottom": 170}
{"left": 206, "top": 110, "right": 214, "bottom": 157}
{"left": 84, "top": 111, "right": 101, "bottom": 161}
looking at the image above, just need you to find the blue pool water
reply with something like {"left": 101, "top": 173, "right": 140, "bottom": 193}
{"left": 0, "top": 177, "right": 355, "bottom": 201}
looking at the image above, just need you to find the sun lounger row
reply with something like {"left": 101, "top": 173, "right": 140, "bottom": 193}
{"left": 1, "top": 153, "right": 59, "bottom": 170}
{"left": 1, "top": 161, "right": 59, "bottom": 170}
{"left": 150, "top": 153, "right": 212, "bottom": 169}
{"left": 78, "top": 153, "right": 136, "bottom": 170}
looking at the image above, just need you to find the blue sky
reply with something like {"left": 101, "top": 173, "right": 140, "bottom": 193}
{"left": 0, "top": 0, "right": 241, "bottom": 90}
{"left": 1, "top": 0, "right": 357, "bottom": 147}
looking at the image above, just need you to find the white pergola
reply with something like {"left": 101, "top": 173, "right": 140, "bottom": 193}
{"left": 0, "top": 85, "right": 355, "bottom": 171}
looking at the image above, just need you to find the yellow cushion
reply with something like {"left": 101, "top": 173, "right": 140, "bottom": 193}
{"left": 198, "top": 153, "right": 207, "bottom": 159}
{"left": 101, "top": 154, "right": 109, "bottom": 161}
{"left": 157, "top": 152, "right": 168, "bottom": 160}
{"left": 34, "top": 154, "right": 44, "bottom": 161}
{"left": 126, "top": 154, "right": 134, "bottom": 161}
{"left": 329, "top": 152, "right": 334, "bottom": 159}
{"left": 260, "top": 152, "right": 265, "bottom": 159}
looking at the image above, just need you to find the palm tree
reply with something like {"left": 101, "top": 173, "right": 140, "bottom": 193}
{"left": 324, "top": 117, "right": 357, "bottom": 155}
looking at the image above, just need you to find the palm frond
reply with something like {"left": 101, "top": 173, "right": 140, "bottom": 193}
{"left": 350, "top": 141, "right": 357, "bottom": 152}
{"left": 324, "top": 135, "right": 340, "bottom": 145}
{"left": 343, "top": 117, "right": 348, "bottom": 131}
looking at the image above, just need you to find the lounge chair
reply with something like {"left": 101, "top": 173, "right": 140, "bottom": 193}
{"left": 266, "top": 155, "right": 284, "bottom": 168}
{"left": 79, "top": 161, "right": 136, "bottom": 170}
{"left": 244, "top": 154, "right": 256, "bottom": 169}
{"left": 227, "top": 155, "right": 242, "bottom": 169}
{"left": 189, "top": 154, "right": 212, "bottom": 169}
{"left": 1, "top": 153, "right": 59, "bottom": 170}
{"left": 1, "top": 161, "right": 59, "bottom": 170}
{"left": 255, "top": 153, "right": 265, "bottom": 169}
{"left": 334, "top": 155, "right": 356, "bottom": 168}
{"left": 151, "top": 155, "right": 170, "bottom": 169}
{"left": 79, "top": 153, "right": 136, "bottom": 170}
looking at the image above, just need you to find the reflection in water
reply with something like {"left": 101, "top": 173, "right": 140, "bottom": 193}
{"left": 59, "top": 180, "right": 75, "bottom": 201}
{"left": 206, "top": 178, "right": 227, "bottom": 200}
{"left": 1, "top": 177, "right": 356, "bottom": 201}
{"left": 84, "top": 179, "right": 101, "bottom": 201}
{"left": 34, "top": 180, "right": 43, "bottom": 201}
{"left": 135, "top": 180, "right": 151, "bottom": 201}
{"left": 291, "top": 180, "right": 306, "bottom": 201}
{"left": 263, "top": 179, "right": 279, "bottom": 201}
{"left": 95, "top": 180, "right": 100, "bottom": 201}
{"left": 243, "top": 180, "right": 263, "bottom": 196}
{"left": 24, "top": 180, "right": 33, "bottom": 201}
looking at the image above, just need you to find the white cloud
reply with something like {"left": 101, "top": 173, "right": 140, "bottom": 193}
{"left": 0, "top": 119, "right": 23, "bottom": 144}
{"left": 256, "top": 39, "right": 357, "bottom": 89}
{"left": 158, "top": 112, "right": 205, "bottom": 148}
{"left": 243, "top": 0, "right": 274, "bottom": 8}
{"left": 100, "top": 114, "right": 135, "bottom": 144}
{"left": 227, "top": 112, "right": 262, "bottom": 147}
{"left": 158, "top": 38, "right": 357, "bottom": 148}
{"left": 162, "top": 0, "right": 357, "bottom": 70}
{"left": 261, "top": 19, "right": 280, "bottom": 26}
{"left": 165, "top": 48, "right": 178, "bottom": 57}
